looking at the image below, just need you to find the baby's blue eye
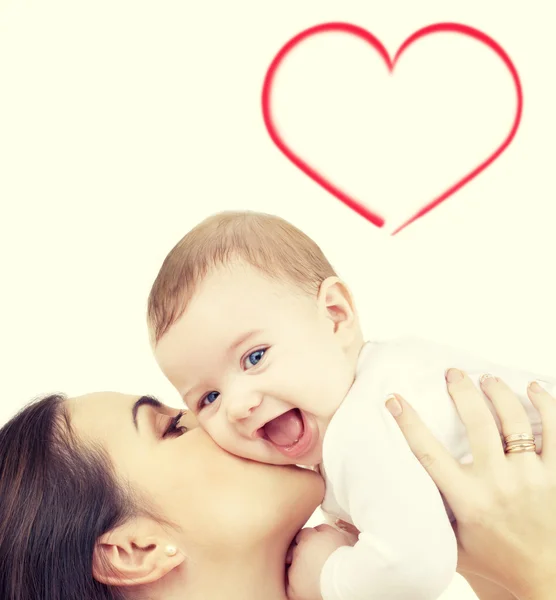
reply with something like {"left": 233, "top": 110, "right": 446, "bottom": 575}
{"left": 244, "top": 349, "right": 266, "bottom": 369}
{"left": 200, "top": 391, "right": 219, "bottom": 409}
{"left": 206, "top": 391, "right": 219, "bottom": 403}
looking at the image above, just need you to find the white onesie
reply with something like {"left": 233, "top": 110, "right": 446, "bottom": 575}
{"left": 319, "top": 337, "right": 555, "bottom": 600}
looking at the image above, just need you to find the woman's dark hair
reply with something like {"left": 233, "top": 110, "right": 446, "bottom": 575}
{"left": 0, "top": 394, "right": 136, "bottom": 600}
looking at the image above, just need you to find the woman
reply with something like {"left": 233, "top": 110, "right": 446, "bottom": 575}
{"left": 388, "top": 372, "right": 556, "bottom": 600}
{"left": 1, "top": 378, "right": 555, "bottom": 600}
{"left": 0, "top": 390, "right": 326, "bottom": 600}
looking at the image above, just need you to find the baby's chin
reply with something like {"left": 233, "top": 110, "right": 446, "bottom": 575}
{"left": 296, "top": 449, "right": 323, "bottom": 468}
{"left": 273, "top": 447, "right": 323, "bottom": 469}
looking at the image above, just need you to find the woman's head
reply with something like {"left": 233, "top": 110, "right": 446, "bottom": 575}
{"left": 0, "top": 391, "right": 324, "bottom": 600}
{"left": 0, "top": 393, "right": 134, "bottom": 600}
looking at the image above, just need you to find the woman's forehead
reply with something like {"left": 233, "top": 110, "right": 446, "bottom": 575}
{"left": 67, "top": 392, "right": 140, "bottom": 436}
{"left": 69, "top": 391, "right": 137, "bottom": 412}
{"left": 68, "top": 392, "right": 190, "bottom": 435}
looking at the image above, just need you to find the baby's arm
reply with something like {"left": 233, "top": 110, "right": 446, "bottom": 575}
{"left": 319, "top": 397, "right": 458, "bottom": 600}
{"left": 458, "top": 358, "right": 556, "bottom": 432}
{"left": 396, "top": 337, "right": 556, "bottom": 450}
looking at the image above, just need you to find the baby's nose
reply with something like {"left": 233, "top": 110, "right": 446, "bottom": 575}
{"left": 226, "top": 394, "right": 262, "bottom": 423}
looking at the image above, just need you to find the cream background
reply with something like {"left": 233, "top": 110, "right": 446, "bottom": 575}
{"left": 1, "top": 1, "right": 555, "bottom": 598}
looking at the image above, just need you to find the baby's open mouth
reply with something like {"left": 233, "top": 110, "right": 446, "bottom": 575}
{"left": 261, "top": 409, "right": 314, "bottom": 460}
{"left": 263, "top": 408, "right": 305, "bottom": 447}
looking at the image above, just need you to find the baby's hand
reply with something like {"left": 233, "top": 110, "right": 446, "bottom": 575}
{"left": 287, "top": 524, "right": 351, "bottom": 600}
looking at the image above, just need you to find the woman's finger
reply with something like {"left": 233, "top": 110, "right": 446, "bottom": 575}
{"left": 334, "top": 519, "right": 360, "bottom": 537}
{"left": 479, "top": 374, "right": 536, "bottom": 462}
{"left": 480, "top": 374, "right": 533, "bottom": 437}
{"left": 386, "top": 393, "right": 468, "bottom": 509}
{"left": 445, "top": 369, "right": 504, "bottom": 466}
{"left": 528, "top": 381, "right": 556, "bottom": 465}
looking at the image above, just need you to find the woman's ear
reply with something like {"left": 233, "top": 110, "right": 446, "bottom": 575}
{"left": 92, "top": 518, "right": 185, "bottom": 587}
{"left": 317, "top": 277, "right": 359, "bottom": 345}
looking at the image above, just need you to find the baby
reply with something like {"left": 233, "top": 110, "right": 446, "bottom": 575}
{"left": 148, "top": 211, "right": 555, "bottom": 600}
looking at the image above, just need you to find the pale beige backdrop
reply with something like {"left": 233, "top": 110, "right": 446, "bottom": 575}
{"left": 1, "top": 2, "right": 555, "bottom": 598}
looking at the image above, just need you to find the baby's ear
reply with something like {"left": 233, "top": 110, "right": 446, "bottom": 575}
{"left": 92, "top": 518, "right": 185, "bottom": 587}
{"left": 317, "top": 277, "right": 359, "bottom": 343}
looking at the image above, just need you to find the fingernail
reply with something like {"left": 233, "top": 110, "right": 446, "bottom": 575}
{"left": 445, "top": 368, "right": 463, "bottom": 383}
{"left": 480, "top": 373, "right": 497, "bottom": 387}
{"left": 385, "top": 394, "right": 403, "bottom": 417}
{"left": 335, "top": 519, "right": 348, "bottom": 531}
{"left": 529, "top": 381, "right": 544, "bottom": 393}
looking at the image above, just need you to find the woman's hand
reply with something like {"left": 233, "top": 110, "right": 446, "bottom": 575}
{"left": 386, "top": 370, "right": 556, "bottom": 600}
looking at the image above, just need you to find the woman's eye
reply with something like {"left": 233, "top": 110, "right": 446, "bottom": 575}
{"left": 243, "top": 348, "right": 266, "bottom": 369}
{"left": 199, "top": 390, "right": 220, "bottom": 410}
{"left": 162, "top": 411, "right": 187, "bottom": 438}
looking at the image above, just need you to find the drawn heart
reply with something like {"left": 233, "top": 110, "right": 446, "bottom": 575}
{"left": 262, "top": 22, "right": 523, "bottom": 235}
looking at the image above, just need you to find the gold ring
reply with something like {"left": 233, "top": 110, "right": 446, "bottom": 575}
{"left": 503, "top": 433, "right": 536, "bottom": 454}
{"left": 504, "top": 433, "right": 535, "bottom": 444}
{"left": 505, "top": 442, "right": 536, "bottom": 454}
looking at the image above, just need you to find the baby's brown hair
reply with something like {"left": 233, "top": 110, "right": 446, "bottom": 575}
{"left": 147, "top": 211, "right": 337, "bottom": 344}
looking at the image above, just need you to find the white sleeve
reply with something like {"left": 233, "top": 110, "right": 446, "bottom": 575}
{"left": 400, "top": 338, "right": 556, "bottom": 449}
{"left": 320, "top": 397, "right": 457, "bottom": 600}
{"left": 457, "top": 357, "right": 556, "bottom": 422}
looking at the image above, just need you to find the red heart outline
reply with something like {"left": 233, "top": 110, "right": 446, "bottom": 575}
{"left": 262, "top": 22, "right": 523, "bottom": 235}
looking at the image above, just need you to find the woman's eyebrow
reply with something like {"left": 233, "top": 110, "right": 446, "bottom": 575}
{"left": 132, "top": 395, "right": 163, "bottom": 431}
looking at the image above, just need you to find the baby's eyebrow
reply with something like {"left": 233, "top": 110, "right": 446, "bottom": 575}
{"left": 228, "top": 329, "right": 263, "bottom": 353}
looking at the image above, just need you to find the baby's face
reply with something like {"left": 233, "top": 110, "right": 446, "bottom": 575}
{"left": 154, "top": 262, "right": 356, "bottom": 466}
